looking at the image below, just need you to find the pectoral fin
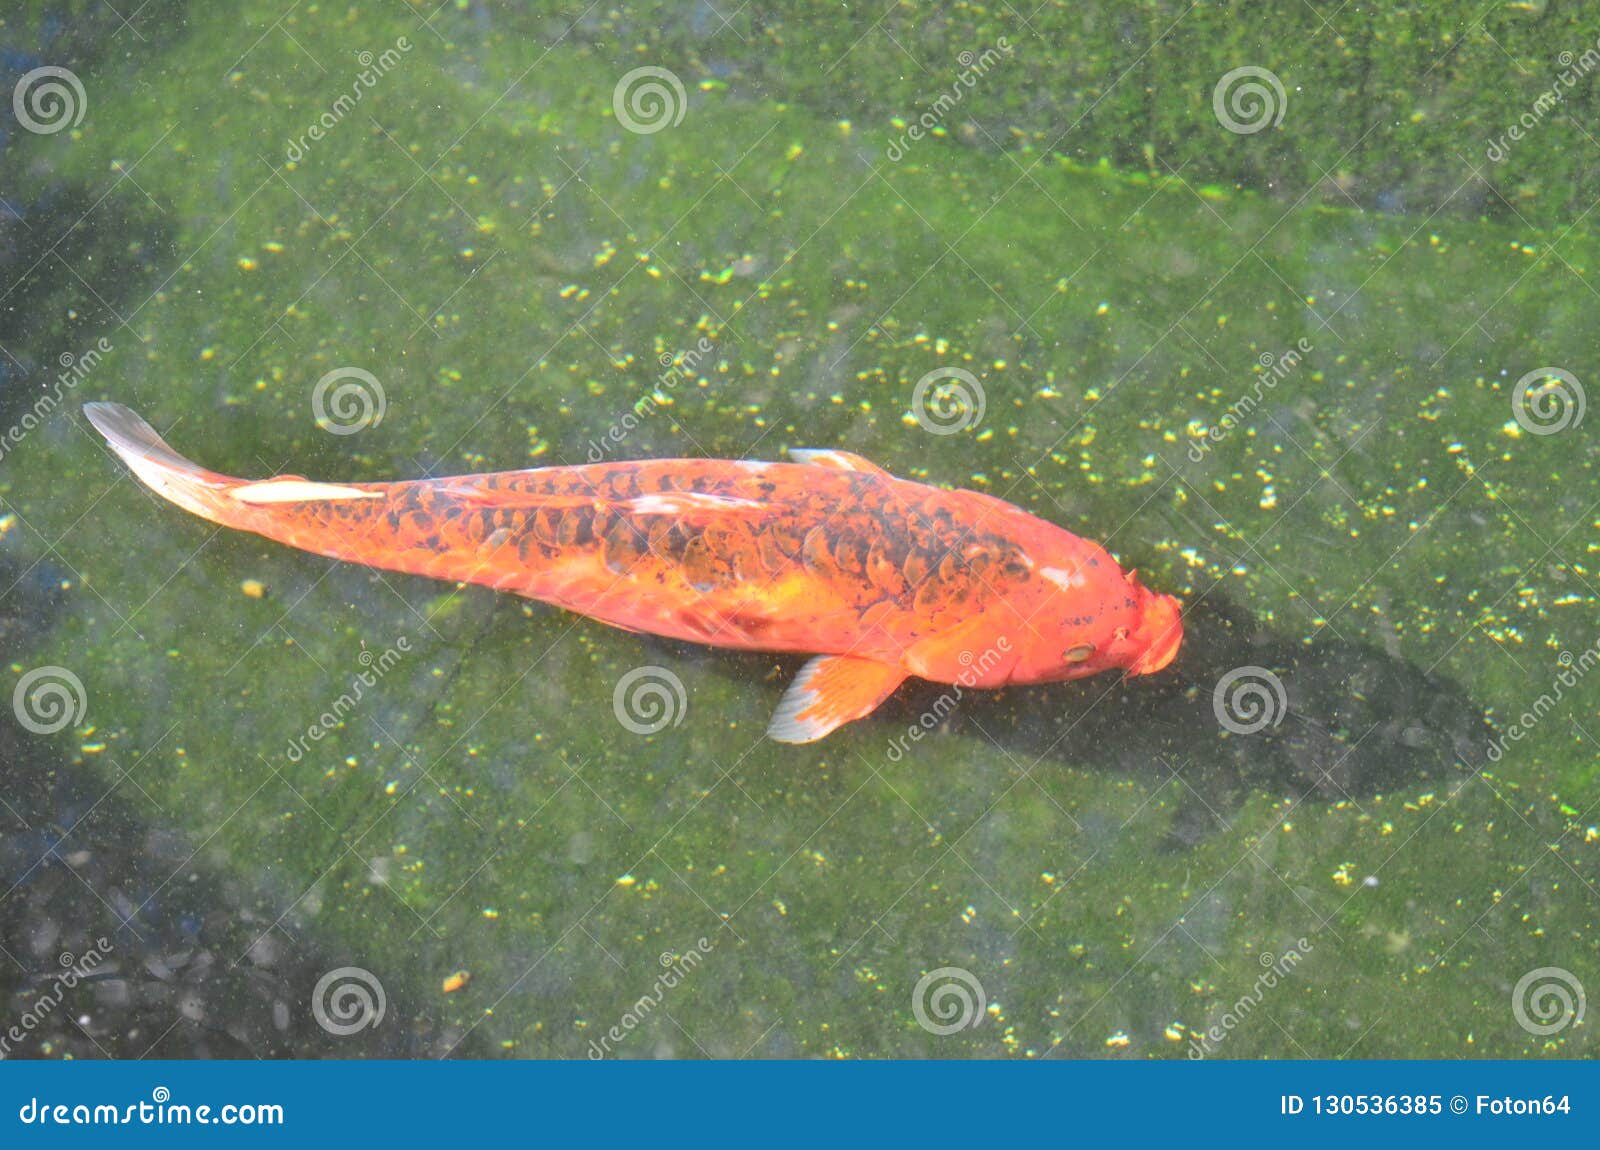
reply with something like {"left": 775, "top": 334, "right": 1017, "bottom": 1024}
{"left": 766, "top": 655, "right": 907, "bottom": 743}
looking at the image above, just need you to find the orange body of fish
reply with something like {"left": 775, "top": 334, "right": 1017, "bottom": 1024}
{"left": 84, "top": 403, "right": 1182, "bottom": 742}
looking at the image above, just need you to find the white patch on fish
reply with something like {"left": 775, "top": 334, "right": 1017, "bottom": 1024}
{"left": 625, "top": 492, "right": 765, "bottom": 515}
{"left": 1040, "top": 566, "right": 1084, "bottom": 591}
{"left": 232, "top": 480, "right": 384, "bottom": 504}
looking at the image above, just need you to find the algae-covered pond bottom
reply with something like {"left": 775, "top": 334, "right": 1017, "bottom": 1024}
{"left": 0, "top": 2, "right": 1595, "bottom": 1060}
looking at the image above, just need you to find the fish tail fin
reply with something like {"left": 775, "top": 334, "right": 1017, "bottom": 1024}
{"left": 83, "top": 402, "right": 247, "bottom": 526}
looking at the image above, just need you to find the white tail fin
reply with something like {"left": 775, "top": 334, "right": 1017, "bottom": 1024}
{"left": 83, "top": 402, "right": 238, "bottom": 522}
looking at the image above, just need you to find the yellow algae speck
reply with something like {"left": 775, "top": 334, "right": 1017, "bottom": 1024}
{"left": 240, "top": 579, "right": 267, "bottom": 599}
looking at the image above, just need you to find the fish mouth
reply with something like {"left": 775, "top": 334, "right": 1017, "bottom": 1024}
{"left": 1126, "top": 593, "right": 1183, "bottom": 676}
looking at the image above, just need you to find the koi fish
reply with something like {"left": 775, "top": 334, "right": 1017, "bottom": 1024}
{"left": 84, "top": 402, "right": 1182, "bottom": 742}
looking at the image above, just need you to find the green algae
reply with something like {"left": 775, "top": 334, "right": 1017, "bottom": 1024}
{"left": 1, "top": 1, "right": 1595, "bottom": 1059}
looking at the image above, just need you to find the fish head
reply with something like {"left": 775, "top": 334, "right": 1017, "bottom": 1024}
{"left": 1012, "top": 564, "right": 1184, "bottom": 684}
{"left": 1117, "top": 581, "right": 1184, "bottom": 676}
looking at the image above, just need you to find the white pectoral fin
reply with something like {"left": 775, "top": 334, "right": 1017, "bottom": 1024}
{"left": 766, "top": 655, "right": 907, "bottom": 744}
{"left": 787, "top": 448, "right": 890, "bottom": 476}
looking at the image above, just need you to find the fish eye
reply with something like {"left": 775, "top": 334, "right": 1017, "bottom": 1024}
{"left": 1064, "top": 643, "right": 1096, "bottom": 663}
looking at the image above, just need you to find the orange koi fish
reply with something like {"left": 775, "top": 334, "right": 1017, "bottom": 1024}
{"left": 84, "top": 402, "right": 1182, "bottom": 742}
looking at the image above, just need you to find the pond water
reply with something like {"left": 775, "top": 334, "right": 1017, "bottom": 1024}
{"left": 1, "top": 2, "right": 1594, "bottom": 1059}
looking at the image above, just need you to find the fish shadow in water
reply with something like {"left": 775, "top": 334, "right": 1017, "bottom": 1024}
{"left": 667, "top": 590, "right": 1490, "bottom": 850}
{"left": 882, "top": 590, "right": 1491, "bottom": 847}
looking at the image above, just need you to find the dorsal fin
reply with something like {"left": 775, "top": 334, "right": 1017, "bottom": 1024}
{"left": 787, "top": 448, "right": 890, "bottom": 476}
